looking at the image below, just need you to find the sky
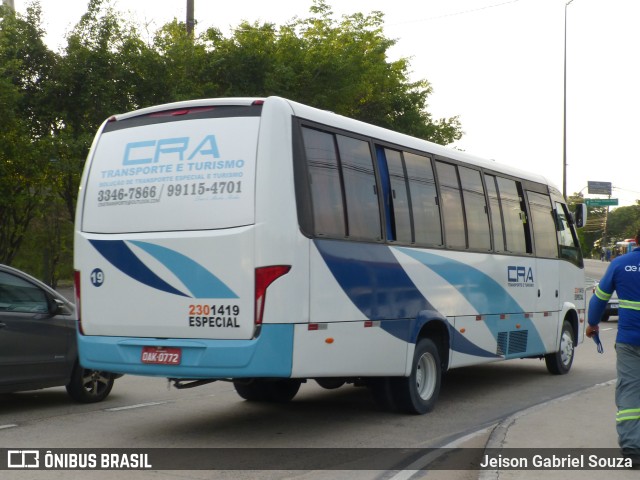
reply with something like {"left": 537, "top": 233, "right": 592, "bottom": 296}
{"left": 13, "top": 0, "right": 640, "bottom": 207}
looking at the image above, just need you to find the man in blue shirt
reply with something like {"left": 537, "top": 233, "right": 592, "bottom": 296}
{"left": 587, "top": 230, "right": 640, "bottom": 468}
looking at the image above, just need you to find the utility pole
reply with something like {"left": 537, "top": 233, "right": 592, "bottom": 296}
{"left": 562, "top": 0, "right": 574, "bottom": 199}
{"left": 186, "top": 0, "right": 195, "bottom": 36}
{"left": 2, "top": 0, "right": 15, "bottom": 11}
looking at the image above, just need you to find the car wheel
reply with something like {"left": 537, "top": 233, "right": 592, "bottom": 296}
{"left": 65, "top": 363, "right": 115, "bottom": 403}
{"left": 544, "top": 320, "right": 575, "bottom": 375}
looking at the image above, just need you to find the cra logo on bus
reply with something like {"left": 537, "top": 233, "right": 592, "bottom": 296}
{"left": 507, "top": 265, "right": 535, "bottom": 287}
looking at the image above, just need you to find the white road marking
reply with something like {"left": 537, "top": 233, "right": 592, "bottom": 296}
{"left": 105, "top": 401, "right": 168, "bottom": 412}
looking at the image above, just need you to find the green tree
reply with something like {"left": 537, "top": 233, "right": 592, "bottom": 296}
{"left": 50, "top": 0, "right": 167, "bottom": 221}
{"left": 606, "top": 204, "right": 640, "bottom": 243}
{"left": 0, "top": 3, "right": 55, "bottom": 265}
{"left": 202, "top": 0, "right": 461, "bottom": 143}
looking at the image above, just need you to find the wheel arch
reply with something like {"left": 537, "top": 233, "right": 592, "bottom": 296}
{"left": 563, "top": 307, "right": 579, "bottom": 347}
{"left": 411, "top": 311, "right": 451, "bottom": 375}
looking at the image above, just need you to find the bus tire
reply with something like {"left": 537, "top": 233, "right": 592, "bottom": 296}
{"left": 265, "top": 379, "right": 302, "bottom": 402}
{"left": 234, "top": 380, "right": 270, "bottom": 401}
{"left": 391, "top": 338, "right": 441, "bottom": 415}
{"left": 234, "top": 379, "right": 301, "bottom": 402}
{"left": 544, "top": 320, "right": 575, "bottom": 375}
{"left": 368, "top": 377, "right": 397, "bottom": 412}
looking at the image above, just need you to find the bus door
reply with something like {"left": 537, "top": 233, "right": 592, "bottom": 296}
{"left": 528, "top": 191, "right": 561, "bottom": 353}
{"left": 554, "top": 201, "right": 586, "bottom": 337}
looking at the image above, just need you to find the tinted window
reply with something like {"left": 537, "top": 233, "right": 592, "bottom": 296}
{"left": 302, "top": 128, "right": 346, "bottom": 237}
{"left": 485, "top": 174, "right": 506, "bottom": 252}
{"left": 384, "top": 149, "right": 412, "bottom": 243}
{"left": 555, "top": 202, "right": 582, "bottom": 265}
{"left": 436, "top": 161, "right": 466, "bottom": 249}
{"left": 459, "top": 166, "right": 491, "bottom": 251}
{"left": 336, "top": 135, "right": 381, "bottom": 240}
{"left": 527, "top": 192, "right": 558, "bottom": 258}
{"left": 83, "top": 115, "right": 259, "bottom": 233}
{"left": 405, "top": 153, "right": 442, "bottom": 246}
{"left": 496, "top": 177, "right": 528, "bottom": 254}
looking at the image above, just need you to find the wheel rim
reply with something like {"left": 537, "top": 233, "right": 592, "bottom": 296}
{"left": 81, "top": 370, "right": 111, "bottom": 397}
{"left": 415, "top": 352, "right": 437, "bottom": 401}
{"left": 559, "top": 330, "right": 574, "bottom": 366}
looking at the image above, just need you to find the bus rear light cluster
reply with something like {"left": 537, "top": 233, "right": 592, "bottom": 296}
{"left": 74, "top": 270, "right": 84, "bottom": 335}
{"left": 255, "top": 265, "right": 291, "bottom": 326}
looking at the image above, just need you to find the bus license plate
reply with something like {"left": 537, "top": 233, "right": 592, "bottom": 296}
{"left": 141, "top": 347, "right": 181, "bottom": 365}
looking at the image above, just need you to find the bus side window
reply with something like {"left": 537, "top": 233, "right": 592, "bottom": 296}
{"left": 485, "top": 174, "right": 506, "bottom": 252}
{"left": 495, "top": 177, "right": 531, "bottom": 254}
{"left": 335, "top": 135, "right": 382, "bottom": 241}
{"left": 435, "top": 161, "right": 466, "bottom": 249}
{"left": 301, "top": 127, "right": 347, "bottom": 237}
{"left": 405, "top": 153, "right": 442, "bottom": 246}
{"left": 380, "top": 147, "right": 412, "bottom": 243}
{"left": 459, "top": 166, "right": 491, "bottom": 251}
{"left": 555, "top": 202, "right": 582, "bottom": 265}
{"left": 527, "top": 191, "right": 558, "bottom": 258}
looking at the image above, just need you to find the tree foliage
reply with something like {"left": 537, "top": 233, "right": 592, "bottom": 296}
{"left": 568, "top": 191, "right": 640, "bottom": 258}
{"left": 607, "top": 204, "right": 640, "bottom": 242}
{"left": 0, "top": 3, "right": 55, "bottom": 265}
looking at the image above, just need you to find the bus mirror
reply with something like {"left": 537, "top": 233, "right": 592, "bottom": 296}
{"left": 574, "top": 203, "right": 587, "bottom": 228}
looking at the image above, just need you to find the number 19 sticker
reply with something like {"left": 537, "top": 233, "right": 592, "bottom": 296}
{"left": 90, "top": 268, "right": 105, "bottom": 287}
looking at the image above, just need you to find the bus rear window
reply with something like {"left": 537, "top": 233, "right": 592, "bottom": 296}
{"left": 81, "top": 116, "right": 259, "bottom": 233}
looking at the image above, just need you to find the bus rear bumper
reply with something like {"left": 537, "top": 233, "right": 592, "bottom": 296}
{"left": 77, "top": 324, "right": 294, "bottom": 379}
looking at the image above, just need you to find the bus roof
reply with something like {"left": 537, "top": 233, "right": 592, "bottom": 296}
{"left": 105, "top": 96, "right": 559, "bottom": 193}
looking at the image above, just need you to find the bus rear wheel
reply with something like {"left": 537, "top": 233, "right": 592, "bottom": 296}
{"left": 391, "top": 338, "right": 441, "bottom": 414}
{"left": 233, "top": 379, "right": 302, "bottom": 402}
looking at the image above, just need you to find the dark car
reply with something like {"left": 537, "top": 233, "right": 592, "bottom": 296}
{"left": 0, "top": 264, "right": 115, "bottom": 402}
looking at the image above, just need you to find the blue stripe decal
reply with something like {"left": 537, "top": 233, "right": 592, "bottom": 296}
{"left": 396, "top": 247, "right": 546, "bottom": 354}
{"left": 314, "top": 239, "right": 431, "bottom": 320}
{"left": 314, "top": 239, "right": 499, "bottom": 358}
{"left": 89, "top": 240, "right": 188, "bottom": 297}
{"left": 130, "top": 241, "right": 238, "bottom": 299}
{"left": 396, "top": 247, "right": 522, "bottom": 314}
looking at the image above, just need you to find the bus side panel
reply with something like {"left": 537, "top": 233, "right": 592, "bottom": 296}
{"left": 291, "top": 322, "right": 409, "bottom": 377}
{"left": 301, "top": 239, "right": 412, "bottom": 376}
{"left": 308, "top": 238, "right": 577, "bottom": 374}
{"left": 396, "top": 247, "right": 560, "bottom": 367}
{"left": 253, "top": 98, "right": 310, "bottom": 327}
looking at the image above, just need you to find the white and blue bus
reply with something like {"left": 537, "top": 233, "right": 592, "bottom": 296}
{"left": 74, "top": 96, "right": 587, "bottom": 414}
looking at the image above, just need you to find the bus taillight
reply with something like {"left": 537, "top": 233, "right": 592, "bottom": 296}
{"left": 255, "top": 266, "right": 291, "bottom": 326}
